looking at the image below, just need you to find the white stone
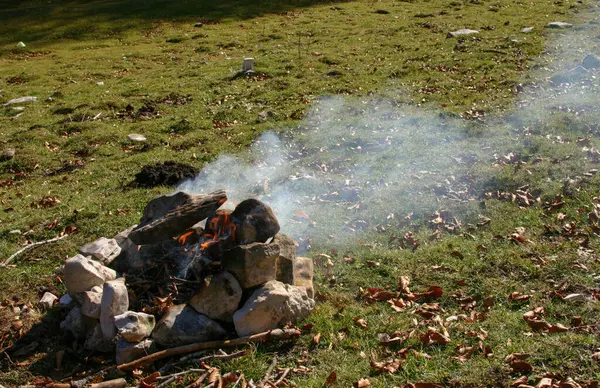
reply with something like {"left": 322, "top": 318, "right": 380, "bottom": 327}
{"left": 3, "top": 96, "right": 37, "bottom": 106}
{"left": 563, "top": 293, "right": 588, "bottom": 303}
{"left": 62, "top": 254, "right": 117, "bottom": 294}
{"left": 242, "top": 58, "right": 255, "bottom": 72}
{"left": 521, "top": 27, "right": 533, "bottom": 33}
{"left": 116, "top": 338, "right": 156, "bottom": 365}
{"left": 38, "top": 292, "right": 58, "bottom": 309}
{"left": 79, "top": 237, "right": 121, "bottom": 265}
{"left": 447, "top": 29, "right": 479, "bottom": 38}
{"left": 233, "top": 280, "right": 315, "bottom": 337}
{"left": 188, "top": 271, "right": 242, "bottom": 322}
{"left": 128, "top": 134, "right": 146, "bottom": 142}
{"left": 152, "top": 304, "right": 226, "bottom": 347}
{"left": 58, "top": 294, "right": 74, "bottom": 307}
{"left": 547, "top": 21, "right": 573, "bottom": 28}
{"left": 84, "top": 324, "right": 116, "bottom": 353}
{"left": 114, "top": 311, "right": 155, "bottom": 342}
{"left": 80, "top": 286, "right": 103, "bottom": 319}
{"left": 60, "top": 307, "right": 96, "bottom": 339}
{"left": 294, "top": 257, "right": 314, "bottom": 299}
{"left": 100, "top": 278, "right": 129, "bottom": 339}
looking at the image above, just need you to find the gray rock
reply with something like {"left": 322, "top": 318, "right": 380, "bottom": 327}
{"left": 38, "top": 292, "right": 58, "bottom": 309}
{"left": 62, "top": 254, "right": 117, "bottom": 294}
{"left": 547, "top": 21, "right": 573, "bottom": 28}
{"left": 189, "top": 271, "right": 242, "bottom": 322}
{"left": 222, "top": 242, "right": 280, "bottom": 289}
{"left": 152, "top": 304, "right": 226, "bottom": 347}
{"left": 551, "top": 65, "right": 588, "bottom": 83}
{"left": 1, "top": 148, "right": 15, "bottom": 161}
{"left": 520, "top": 27, "right": 534, "bottom": 33}
{"left": 447, "top": 29, "right": 479, "bottom": 38}
{"left": 58, "top": 294, "right": 74, "bottom": 308}
{"left": 231, "top": 199, "right": 280, "bottom": 244}
{"left": 84, "top": 324, "right": 116, "bottom": 353}
{"left": 294, "top": 257, "right": 315, "bottom": 299}
{"left": 80, "top": 286, "right": 103, "bottom": 319}
{"left": 274, "top": 234, "right": 297, "bottom": 285}
{"left": 233, "top": 280, "right": 315, "bottom": 337}
{"left": 129, "top": 190, "right": 226, "bottom": 245}
{"left": 3, "top": 96, "right": 37, "bottom": 106}
{"left": 114, "top": 311, "right": 155, "bottom": 342}
{"left": 60, "top": 307, "right": 96, "bottom": 339}
{"left": 100, "top": 278, "right": 129, "bottom": 339}
{"left": 12, "top": 341, "right": 38, "bottom": 357}
{"left": 583, "top": 54, "right": 600, "bottom": 69}
{"left": 127, "top": 134, "right": 146, "bottom": 142}
{"left": 79, "top": 237, "right": 121, "bottom": 265}
{"left": 116, "top": 338, "right": 156, "bottom": 365}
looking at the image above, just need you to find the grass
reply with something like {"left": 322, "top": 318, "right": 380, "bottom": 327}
{"left": 1, "top": 0, "right": 600, "bottom": 386}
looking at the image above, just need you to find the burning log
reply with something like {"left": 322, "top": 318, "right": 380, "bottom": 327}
{"left": 129, "top": 190, "right": 227, "bottom": 245}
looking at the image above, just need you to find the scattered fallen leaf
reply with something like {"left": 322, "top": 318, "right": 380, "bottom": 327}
{"left": 509, "top": 292, "right": 532, "bottom": 302}
{"left": 325, "top": 371, "right": 337, "bottom": 385}
{"left": 509, "top": 360, "right": 533, "bottom": 373}
{"left": 353, "top": 317, "right": 368, "bottom": 329}
{"left": 511, "top": 376, "right": 529, "bottom": 386}
{"left": 354, "top": 378, "right": 371, "bottom": 387}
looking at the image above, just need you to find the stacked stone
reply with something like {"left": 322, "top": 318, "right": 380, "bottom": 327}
{"left": 56, "top": 191, "right": 315, "bottom": 365}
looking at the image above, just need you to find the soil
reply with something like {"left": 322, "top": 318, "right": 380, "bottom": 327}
{"left": 134, "top": 161, "right": 198, "bottom": 187}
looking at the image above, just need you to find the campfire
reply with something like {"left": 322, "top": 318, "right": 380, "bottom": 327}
{"left": 58, "top": 190, "right": 315, "bottom": 366}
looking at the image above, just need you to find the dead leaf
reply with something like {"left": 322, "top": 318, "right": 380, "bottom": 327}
{"left": 353, "top": 317, "right": 367, "bottom": 329}
{"left": 592, "top": 352, "right": 600, "bottom": 361}
{"left": 511, "top": 376, "right": 529, "bottom": 386}
{"left": 370, "top": 351, "right": 404, "bottom": 374}
{"left": 509, "top": 292, "right": 532, "bottom": 302}
{"left": 325, "top": 371, "right": 337, "bottom": 385}
{"left": 505, "top": 353, "right": 531, "bottom": 363}
{"left": 452, "top": 344, "right": 474, "bottom": 363}
{"left": 421, "top": 327, "right": 450, "bottom": 346}
{"left": 537, "top": 378, "right": 553, "bottom": 388}
{"left": 556, "top": 377, "right": 583, "bottom": 388}
{"left": 413, "top": 286, "right": 443, "bottom": 300}
{"left": 509, "top": 360, "right": 533, "bottom": 373}
{"left": 313, "top": 333, "right": 321, "bottom": 345}
{"left": 354, "top": 378, "right": 371, "bottom": 387}
{"left": 399, "top": 276, "right": 411, "bottom": 294}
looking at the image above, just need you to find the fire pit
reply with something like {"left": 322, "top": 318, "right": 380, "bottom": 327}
{"left": 58, "top": 190, "right": 315, "bottom": 365}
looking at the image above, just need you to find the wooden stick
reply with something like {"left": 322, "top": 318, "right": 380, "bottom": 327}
{"left": 89, "top": 378, "right": 127, "bottom": 388}
{"left": 117, "top": 329, "right": 300, "bottom": 372}
{"left": 259, "top": 356, "right": 277, "bottom": 387}
{"left": 184, "top": 369, "right": 211, "bottom": 388}
{"left": 1, "top": 235, "right": 66, "bottom": 267}
{"left": 273, "top": 368, "right": 291, "bottom": 386}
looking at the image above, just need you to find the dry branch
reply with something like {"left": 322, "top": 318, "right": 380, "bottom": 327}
{"left": 117, "top": 328, "right": 300, "bottom": 372}
{"left": 1, "top": 235, "right": 67, "bottom": 267}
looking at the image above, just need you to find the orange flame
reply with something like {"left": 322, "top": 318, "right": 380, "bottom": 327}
{"left": 178, "top": 231, "right": 194, "bottom": 245}
{"left": 199, "top": 212, "right": 236, "bottom": 251}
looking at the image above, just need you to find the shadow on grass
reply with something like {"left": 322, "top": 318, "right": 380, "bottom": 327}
{"left": 0, "top": 0, "right": 347, "bottom": 47}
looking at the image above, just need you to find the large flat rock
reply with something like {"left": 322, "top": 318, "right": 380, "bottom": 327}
{"left": 233, "top": 280, "right": 314, "bottom": 337}
{"left": 128, "top": 190, "right": 227, "bottom": 245}
{"left": 152, "top": 304, "right": 227, "bottom": 347}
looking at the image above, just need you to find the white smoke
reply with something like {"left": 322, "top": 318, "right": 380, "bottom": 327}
{"left": 178, "top": 20, "right": 600, "bottom": 249}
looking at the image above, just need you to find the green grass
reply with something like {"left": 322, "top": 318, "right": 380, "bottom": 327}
{"left": 1, "top": 0, "right": 600, "bottom": 386}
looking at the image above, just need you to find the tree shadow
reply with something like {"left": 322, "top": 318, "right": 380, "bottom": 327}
{"left": 1, "top": 0, "right": 347, "bottom": 47}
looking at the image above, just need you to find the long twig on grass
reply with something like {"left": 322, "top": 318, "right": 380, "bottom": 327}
{"left": 1, "top": 235, "right": 67, "bottom": 267}
{"left": 259, "top": 356, "right": 278, "bottom": 388}
{"left": 117, "top": 329, "right": 301, "bottom": 372}
{"left": 273, "top": 368, "right": 291, "bottom": 387}
{"left": 183, "top": 369, "right": 211, "bottom": 388}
